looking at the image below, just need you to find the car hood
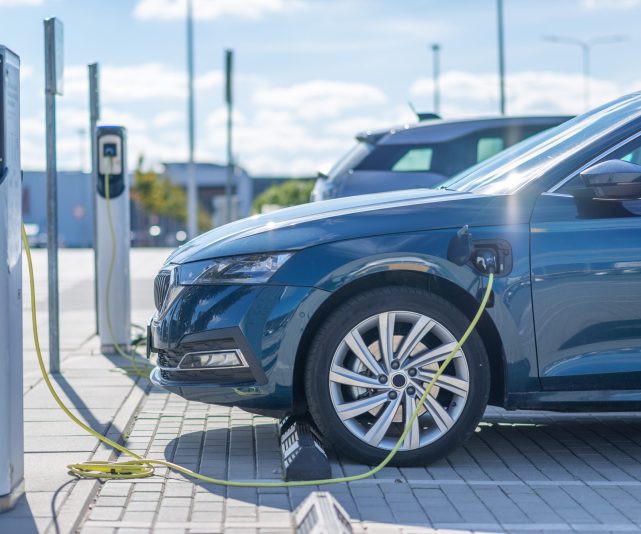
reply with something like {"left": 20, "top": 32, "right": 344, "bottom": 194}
{"left": 166, "top": 188, "right": 519, "bottom": 264}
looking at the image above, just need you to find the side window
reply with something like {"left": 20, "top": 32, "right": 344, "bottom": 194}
{"left": 391, "top": 147, "right": 433, "bottom": 172}
{"left": 621, "top": 146, "right": 641, "bottom": 164}
{"left": 476, "top": 137, "right": 504, "bottom": 163}
{"left": 558, "top": 137, "right": 641, "bottom": 192}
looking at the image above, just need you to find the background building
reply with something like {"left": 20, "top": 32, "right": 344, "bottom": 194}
{"left": 22, "top": 165, "right": 313, "bottom": 248}
{"left": 22, "top": 171, "right": 94, "bottom": 248}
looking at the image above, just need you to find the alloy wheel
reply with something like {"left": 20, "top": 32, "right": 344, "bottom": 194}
{"left": 328, "top": 310, "right": 470, "bottom": 451}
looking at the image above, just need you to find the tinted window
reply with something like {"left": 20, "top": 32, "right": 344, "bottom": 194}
{"left": 442, "top": 94, "right": 641, "bottom": 195}
{"left": 391, "top": 147, "right": 433, "bottom": 171}
{"left": 327, "top": 141, "right": 374, "bottom": 180}
{"left": 357, "top": 143, "right": 467, "bottom": 176}
{"left": 356, "top": 124, "right": 561, "bottom": 179}
{"left": 622, "top": 146, "right": 641, "bottom": 164}
{"left": 477, "top": 137, "right": 504, "bottom": 163}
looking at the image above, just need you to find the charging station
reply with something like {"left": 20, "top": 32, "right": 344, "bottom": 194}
{"left": 96, "top": 125, "right": 131, "bottom": 354}
{"left": 0, "top": 45, "right": 24, "bottom": 512}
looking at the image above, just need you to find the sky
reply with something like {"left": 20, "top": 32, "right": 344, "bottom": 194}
{"left": 2, "top": 0, "right": 641, "bottom": 176}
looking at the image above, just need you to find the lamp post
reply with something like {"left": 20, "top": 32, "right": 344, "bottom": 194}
{"left": 186, "top": 0, "right": 198, "bottom": 239}
{"left": 496, "top": 0, "right": 506, "bottom": 115}
{"left": 543, "top": 34, "right": 627, "bottom": 111}
{"left": 431, "top": 43, "right": 441, "bottom": 115}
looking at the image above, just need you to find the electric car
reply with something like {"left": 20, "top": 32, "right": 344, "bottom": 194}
{"left": 149, "top": 93, "right": 641, "bottom": 466}
{"left": 310, "top": 115, "right": 571, "bottom": 201}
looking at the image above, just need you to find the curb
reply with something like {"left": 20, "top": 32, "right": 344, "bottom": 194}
{"left": 45, "top": 376, "right": 150, "bottom": 534}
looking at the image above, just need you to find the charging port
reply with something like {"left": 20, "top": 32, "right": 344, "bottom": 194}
{"left": 471, "top": 240, "right": 512, "bottom": 277}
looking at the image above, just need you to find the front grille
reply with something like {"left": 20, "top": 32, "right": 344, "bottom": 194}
{"left": 154, "top": 270, "right": 171, "bottom": 311}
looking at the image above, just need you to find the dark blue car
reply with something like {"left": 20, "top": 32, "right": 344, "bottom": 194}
{"left": 149, "top": 93, "right": 641, "bottom": 465}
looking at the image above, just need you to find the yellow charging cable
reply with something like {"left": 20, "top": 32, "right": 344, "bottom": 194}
{"left": 22, "top": 216, "right": 493, "bottom": 484}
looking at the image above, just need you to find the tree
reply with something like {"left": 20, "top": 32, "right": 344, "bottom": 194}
{"left": 131, "top": 158, "right": 211, "bottom": 232}
{"left": 252, "top": 180, "right": 314, "bottom": 214}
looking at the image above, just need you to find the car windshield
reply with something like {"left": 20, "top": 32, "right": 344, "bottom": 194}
{"left": 441, "top": 93, "right": 641, "bottom": 195}
{"left": 327, "top": 141, "right": 374, "bottom": 180}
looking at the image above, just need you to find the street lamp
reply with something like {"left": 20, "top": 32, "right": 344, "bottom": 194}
{"left": 496, "top": 0, "right": 506, "bottom": 115}
{"left": 431, "top": 43, "right": 441, "bottom": 116}
{"left": 543, "top": 34, "right": 627, "bottom": 111}
{"left": 186, "top": 0, "right": 198, "bottom": 239}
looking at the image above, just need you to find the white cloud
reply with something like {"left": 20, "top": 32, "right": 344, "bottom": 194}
{"left": 195, "top": 70, "right": 222, "bottom": 91}
{"left": 409, "top": 70, "right": 631, "bottom": 116}
{"left": 64, "top": 63, "right": 186, "bottom": 102}
{"left": 133, "top": 0, "right": 302, "bottom": 21}
{"left": 199, "top": 81, "right": 411, "bottom": 175}
{"left": 253, "top": 80, "right": 387, "bottom": 120}
{"left": 582, "top": 0, "right": 641, "bottom": 8}
{"left": 0, "top": 0, "right": 42, "bottom": 6}
{"left": 323, "top": 108, "right": 415, "bottom": 137}
{"left": 152, "top": 110, "right": 185, "bottom": 128}
{"left": 62, "top": 62, "right": 222, "bottom": 103}
{"left": 19, "top": 64, "right": 33, "bottom": 82}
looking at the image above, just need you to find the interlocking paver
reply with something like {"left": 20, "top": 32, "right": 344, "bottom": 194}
{"left": 73, "top": 394, "right": 641, "bottom": 534}
{"left": 16, "top": 249, "right": 635, "bottom": 534}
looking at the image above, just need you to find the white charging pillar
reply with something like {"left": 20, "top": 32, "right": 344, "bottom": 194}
{"left": 96, "top": 125, "right": 131, "bottom": 354}
{"left": 0, "top": 45, "right": 24, "bottom": 512}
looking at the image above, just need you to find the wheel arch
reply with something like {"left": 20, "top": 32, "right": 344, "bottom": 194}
{"left": 291, "top": 269, "right": 506, "bottom": 414}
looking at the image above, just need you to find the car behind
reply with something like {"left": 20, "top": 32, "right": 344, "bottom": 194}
{"left": 311, "top": 115, "right": 571, "bottom": 201}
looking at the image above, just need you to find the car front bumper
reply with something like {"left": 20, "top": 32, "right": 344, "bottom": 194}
{"left": 148, "top": 283, "right": 330, "bottom": 416}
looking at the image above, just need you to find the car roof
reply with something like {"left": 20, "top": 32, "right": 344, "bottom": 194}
{"left": 357, "top": 115, "right": 573, "bottom": 145}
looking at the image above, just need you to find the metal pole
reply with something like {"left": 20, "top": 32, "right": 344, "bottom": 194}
{"left": 431, "top": 44, "right": 440, "bottom": 116}
{"left": 186, "top": 0, "right": 198, "bottom": 239}
{"left": 496, "top": 0, "right": 506, "bottom": 115}
{"left": 543, "top": 35, "right": 626, "bottom": 113}
{"left": 44, "top": 18, "right": 61, "bottom": 373}
{"left": 88, "top": 63, "right": 100, "bottom": 334}
{"left": 225, "top": 49, "right": 233, "bottom": 223}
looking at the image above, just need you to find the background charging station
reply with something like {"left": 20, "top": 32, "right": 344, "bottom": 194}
{"left": 96, "top": 125, "right": 131, "bottom": 354}
{"left": 0, "top": 45, "right": 24, "bottom": 511}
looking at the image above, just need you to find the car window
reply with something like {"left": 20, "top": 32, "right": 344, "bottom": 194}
{"left": 621, "top": 146, "right": 641, "bottom": 164}
{"left": 391, "top": 147, "right": 433, "bottom": 171}
{"left": 557, "top": 136, "right": 641, "bottom": 192}
{"left": 357, "top": 145, "right": 437, "bottom": 172}
{"left": 477, "top": 137, "right": 504, "bottom": 163}
{"left": 441, "top": 93, "right": 641, "bottom": 195}
{"left": 327, "top": 141, "right": 375, "bottom": 180}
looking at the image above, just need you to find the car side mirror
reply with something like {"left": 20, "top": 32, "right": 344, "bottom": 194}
{"left": 580, "top": 159, "right": 641, "bottom": 200}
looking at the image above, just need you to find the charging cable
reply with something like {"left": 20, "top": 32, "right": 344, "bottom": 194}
{"left": 21, "top": 207, "right": 493, "bottom": 485}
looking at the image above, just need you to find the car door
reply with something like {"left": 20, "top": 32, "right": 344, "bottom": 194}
{"left": 530, "top": 136, "right": 641, "bottom": 391}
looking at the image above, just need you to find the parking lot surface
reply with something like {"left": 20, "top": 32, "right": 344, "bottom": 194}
{"left": 80, "top": 391, "right": 641, "bottom": 533}
{"left": 7, "top": 249, "right": 641, "bottom": 534}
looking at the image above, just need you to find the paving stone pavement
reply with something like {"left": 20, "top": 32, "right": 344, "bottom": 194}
{"left": 79, "top": 389, "right": 641, "bottom": 534}
{"left": 7, "top": 249, "right": 641, "bottom": 533}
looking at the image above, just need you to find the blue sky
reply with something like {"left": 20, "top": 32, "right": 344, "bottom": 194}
{"left": 2, "top": 0, "right": 640, "bottom": 175}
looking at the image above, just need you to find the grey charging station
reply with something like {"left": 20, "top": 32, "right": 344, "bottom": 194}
{"left": 0, "top": 45, "right": 24, "bottom": 512}
{"left": 96, "top": 125, "right": 131, "bottom": 354}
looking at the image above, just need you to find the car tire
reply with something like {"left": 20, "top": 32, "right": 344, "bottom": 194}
{"left": 304, "top": 285, "right": 490, "bottom": 466}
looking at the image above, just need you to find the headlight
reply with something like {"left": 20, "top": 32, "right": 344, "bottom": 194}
{"left": 177, "top": 253, "right": 293, "bottom": 285}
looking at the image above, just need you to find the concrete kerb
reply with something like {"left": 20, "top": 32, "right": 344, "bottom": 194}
{"left": 43, "top": 376, "right": 150, "bottom": 534}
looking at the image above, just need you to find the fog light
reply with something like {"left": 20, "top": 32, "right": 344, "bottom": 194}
{"left": 178, "top": 350, "right": 245, "bottom": 370}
